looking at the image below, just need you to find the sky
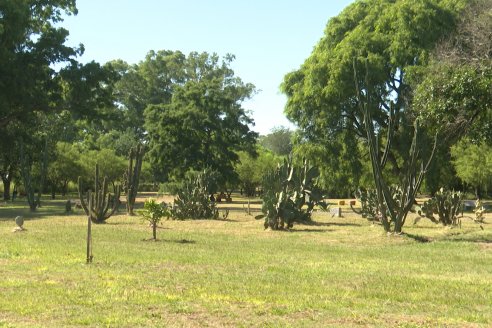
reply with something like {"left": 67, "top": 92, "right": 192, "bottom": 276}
{"left": 62, "top": 1, "right": 355, "bottom": 135}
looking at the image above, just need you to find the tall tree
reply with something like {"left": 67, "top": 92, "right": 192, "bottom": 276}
{"left": 144, "top": 52, "right": 257, "bottom": 182}
{"left": 282, "top": 0, "right": 467, "bottom": 178}
{"left": 0, "top": 0, "right": 80, "bottom": 128}
{"left": 412, "top": 0, "right": 492, "bottom": 143}
{"left": 0, "top": 1, "right": 118, "bottom": 205}
{"left": 259, "top": 126, "right": 293, "bottom": 156}
{"left": 451, "top": 139, "right": 492, "bottom": 197}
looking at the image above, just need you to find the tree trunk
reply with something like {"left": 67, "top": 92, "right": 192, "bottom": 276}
{"left": 62, "top": 181, "right": 68, "bottom": 196}
{"left": 2, "top": 179, "right": 11, "bottom": 201}
{"left": 36, "top": 138, "right": 49, "bottom": 208}
{"left": 152, "top": 222, "right": 157, "bottom": 240}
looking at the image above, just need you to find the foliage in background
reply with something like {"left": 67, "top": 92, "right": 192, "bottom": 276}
{"left": 293, "top": 130, "right": 362, "bottom": 198}
{"left": 257, "top": 157, "right": 327, "bottom": 230}
{"left": 259, "top": 126, "right": 293, "bottom": 156}
{"left": 137, "top": 51, "right": 257, "bottom": 184}
{"left": 451, "top": 139, "right": 492, "bottom": 197}
{"left": 412, "top": 0, "right": 492, "bottom": 143}
{"left": 47, "top": 142, "right": 83, "bottom": 196}
{"left": 77, "top": 149, "right": 127, "bottom": 188}
{"left": 235, "top": 148, "right": 280, "bottom": 197}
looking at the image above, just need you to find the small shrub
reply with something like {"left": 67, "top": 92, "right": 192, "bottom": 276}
{"left": 142, "top": 198, "right": 170, "bottom": 240}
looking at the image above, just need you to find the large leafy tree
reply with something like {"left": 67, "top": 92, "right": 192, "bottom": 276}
{"left": 108, "top": 50, "right": 188, "bottom": 141}
{"left": 235, "top": 148, "right": 280, "bottom": 197}
{"left": 0, "top": 0, "right": 80, "bottom": 127}
{"left": 451, "top": 139, "right": 492, "bottom": 197}
{"left": 282, "top": 0, "right": 467, "bottom": 179}
{"left": 259, "top": 126, "right": 293, "bottom": 156}
{"left": 293, "top": 130, "right": 362, "bottom": 198}
{"left": 143, "top": 51, "right": 257, "bottom": 182}
{"left": 0, "top": 1, "right": 118, "bottom": 204}
{"left": 412, "top": 0, "right": 492, "bottom": 143}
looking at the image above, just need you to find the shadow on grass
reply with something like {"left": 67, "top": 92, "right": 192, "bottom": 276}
{"left": 404, "top": 233, "right": 433, "bottom": 243}
{"left": 289, "top": 228, "right": 335, "bottom": 233}
{"left": 142, "top": 238, "right": 196, "bottom": 244}
{"left": 405, "top": 228, "right": 491, "bottom": 244}
{"left": 303, "top": 220, "right": 363, "bottom": 228}
{"left": 438, "top": 229, "right": 492, "bottom": 243}
{"left": 0, "top": 200, "right": 74, "bottom": 221}
{"left": 0, "top": 199, "right": 130, "bottom": 222}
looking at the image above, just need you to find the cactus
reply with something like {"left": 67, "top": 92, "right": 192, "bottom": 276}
{"left": 125, "top": 144, "right": 145, "bottom": 215}
{"left": 257, "top": 157, "right": 327, "bottom": 230}
{"left": 352, "top": 188, "right": 380, "bottom": 221}
{"left": 474, "top": 199, "right": 486, "bottom": 223}
{"left": 78, "top": 164, "right": 121, "bottom": 223}
{"left": 171, "top": 169, "right": 221, "bottom": 220}
{"left": 415, "top": 188, "right": 464, "bottom": 226}
{"left": 353, "top": 60, "right": 437, "bottom": 233}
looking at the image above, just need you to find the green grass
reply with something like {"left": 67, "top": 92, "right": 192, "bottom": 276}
{"left": 0, "top": 198, "right": 491, "bottom": 327}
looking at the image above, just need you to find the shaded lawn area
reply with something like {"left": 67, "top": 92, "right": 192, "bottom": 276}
{"left": 0, "top": 199, "right": 491, "bottom": 327}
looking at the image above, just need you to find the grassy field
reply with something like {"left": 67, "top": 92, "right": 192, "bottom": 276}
{"left": 0, "top": 196, "right": 491, "bottom": 327}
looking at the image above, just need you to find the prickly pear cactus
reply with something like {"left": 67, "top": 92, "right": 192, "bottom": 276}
{"left": 416, "top": 188, "right": 463, "bottom": 226}
{"left": 171, "top": 169, "right": 221, "bottom": 220}
{"left": 474, "top": 199, "right": 486, "bottom": 223}
{"left": 257, "top": 157, "right": 327, "bottom": 230}
{"left": 352, "top": 188, "right": 380, "bottom": 221}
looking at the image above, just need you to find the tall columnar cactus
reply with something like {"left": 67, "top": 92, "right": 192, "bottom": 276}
{"left": 78, "top": 164, "right": 121, "bottom": 223}
{"left": 354, "top": 60, "right": 437, "bottom": 234}
{"left": 125, "top": 144, "right": 145, "bottom": 215}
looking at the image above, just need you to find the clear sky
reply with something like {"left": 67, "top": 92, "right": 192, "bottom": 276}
{"left": 62, "top": 1, "right": 355, "bottom": 135}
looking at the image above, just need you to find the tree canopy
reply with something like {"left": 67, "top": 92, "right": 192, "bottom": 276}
{"left": 282, "top": 0, "right": 466, "bottom": 156}
{"left": 142, "top": 51, "right": 258, "bottom": 182}
{"left": 259, "top": 126, "right": 293, "bottom": 156}
{"left": 281, "top": 0, "right": 474, "bottom": 197}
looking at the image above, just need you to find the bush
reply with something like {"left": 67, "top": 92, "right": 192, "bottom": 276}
{"left": 256, "top": 157, "right": 327, "bottom": 230}
{"left": 142, "top": 198, "right": 170, "bottom": 240}
{"left": 170, "top": 169, "right": 223, "bottom": 220}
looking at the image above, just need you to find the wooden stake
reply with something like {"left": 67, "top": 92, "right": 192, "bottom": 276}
{"left": 86, "top": 191, "right": 93, "bottom": 264}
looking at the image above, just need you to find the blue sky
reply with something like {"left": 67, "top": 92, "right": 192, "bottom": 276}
{"left": 62, "top": 1, "right": 355, "bottom": 135}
